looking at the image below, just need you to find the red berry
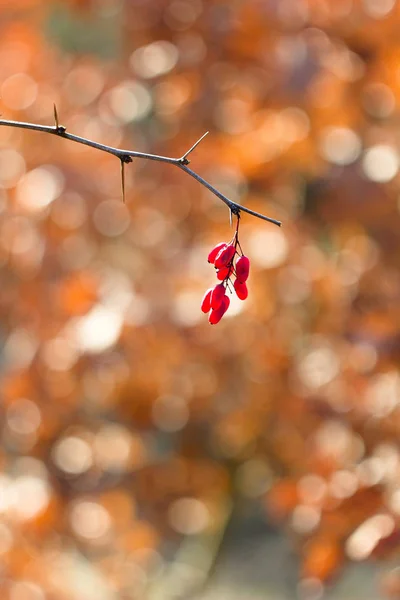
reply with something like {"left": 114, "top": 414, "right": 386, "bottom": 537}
{"left": 210, "top": 283, "right": 225, "bottom": 309}
{"left": 201, "top": 288, "right": 212, "bottom": 313}
{"left": 216, "top": 265, "right": 233, "bottom": 281}
{"left": 235, "top": 255, "right": 250, "bottom": 283}
{"left": 208, "top": 242, "right": 227, "bottom": 264}
{"left": 214, "top": 244, "right": 235, "bottom": 269}
{"left": 209, "top": 294, "right": 230, "bottom": 324}
{"left": 234, "top": 279, "right": 248, "bottom": 300}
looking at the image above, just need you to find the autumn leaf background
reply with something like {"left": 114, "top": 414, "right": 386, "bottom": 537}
{"left": 1, "top": 1, "right": 400, "bottom": 599}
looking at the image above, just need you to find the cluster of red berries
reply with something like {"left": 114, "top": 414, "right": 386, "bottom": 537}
{"left": 201, "top": 226, "right": 250, "bottom": 324}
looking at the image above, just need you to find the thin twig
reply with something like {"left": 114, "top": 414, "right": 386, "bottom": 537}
{"left": 0, "top": 117, "right": 282, "bottom": 227}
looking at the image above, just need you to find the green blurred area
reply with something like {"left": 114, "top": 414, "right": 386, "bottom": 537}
{"left": 45, "top": 4, "right": 122, "bottom": 59}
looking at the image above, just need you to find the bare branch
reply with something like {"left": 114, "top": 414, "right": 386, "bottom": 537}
{"left": 0, "top": 117, "right": 282, "bottom": 227}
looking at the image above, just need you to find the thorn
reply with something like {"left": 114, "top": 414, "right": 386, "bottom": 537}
{"left": 229, "top": 208, "right": 233, "bottom": 227}
{"left": 181, "top": 131, "right": 209, "bottom": 161}
{"left": 53, "top": 103, "right": 66, "bottom": 134}
{"left": 53, "top": 103, "right": 59, "bottom": 129}
{"left": 120, "top": 159, "right": 125, "bottom": 203}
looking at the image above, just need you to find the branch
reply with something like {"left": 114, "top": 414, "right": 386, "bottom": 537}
{"left": 0, "top": 116, "right": 282, "bottom": 227}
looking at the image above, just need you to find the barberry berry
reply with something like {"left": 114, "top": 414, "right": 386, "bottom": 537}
{"left": 214, "top": 244, "right": 235, "bottom": 269}
{"left": 234, "top": 279, "right": 248, "bottom": 300}
{"left": 201, "top": 216, "right": 249, "bottom": 323}
{"left": 208, "top": 242, "right": 227, "bottom": 264}
{"left": 216, "top": 265, "right": 233, "bottom": 281}
{"left": 210, "top": 283, "right": 226, "bottom": 310}
{"left": 201, "top": 288, "right": 213, "bottom": 313}
{"left": 209, "top": 294, "right": 230, "bottom": 324}
{"left": 235, "top": 255, "right": 250, "bottom": 283}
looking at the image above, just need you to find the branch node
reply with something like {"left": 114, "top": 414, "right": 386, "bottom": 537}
{"left": 230, "top": 204, "right": 241, "bottom": 217}
{"left": 121, "top": 154, "right": 133, "bottom": 164}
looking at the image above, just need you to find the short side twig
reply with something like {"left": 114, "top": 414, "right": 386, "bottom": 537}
{"left": 0, "top": 117, "right": 282, "bottom": 227}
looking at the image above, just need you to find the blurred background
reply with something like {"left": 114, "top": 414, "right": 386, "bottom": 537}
{"left": 1, "top": 0, "right": 400, "bottom": 599}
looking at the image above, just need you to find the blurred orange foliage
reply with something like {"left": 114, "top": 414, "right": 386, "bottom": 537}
{"left": 1, "top": 1, "right": 400, "bottom": 599}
